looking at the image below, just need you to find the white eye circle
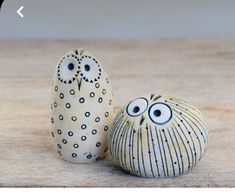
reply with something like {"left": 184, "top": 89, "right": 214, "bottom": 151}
{"left": 149, "top": 103, "right": 172, "bottom": 125}
{"left": 57, "top": 56, "right": 79, "bottom": 84}
{"left": 80, "top": 56, "right": 101, "bottom": 82}
{"left": 126, "top": 98, "right": 148, "bottom": 117}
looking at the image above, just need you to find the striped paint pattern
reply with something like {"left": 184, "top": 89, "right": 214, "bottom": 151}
{"left": 108, "top": 93, "right": 209, "bottom": 178}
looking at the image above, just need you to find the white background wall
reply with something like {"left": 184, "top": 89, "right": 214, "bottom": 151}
{"left": 0, "top": 0, "right": 235, "bottom": 39}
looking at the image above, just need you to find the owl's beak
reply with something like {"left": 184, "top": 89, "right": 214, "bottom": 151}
{"left": 77, "top": 78, "right": 82, "bottom": 91}
{"left": 139, "top": 115, "right": 145, "bottom": 126}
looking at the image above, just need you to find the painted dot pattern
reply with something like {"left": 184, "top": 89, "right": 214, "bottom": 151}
{"left": 85, "top": 112, "right": 90, "bottom": 117}
{"left": 62, "top": 139, "right": 67, "bottom": 144}
{"left": 92, "top": 129, "right": 97, "bottom": 135}
{"left": 59, "top": 93, "right": 64, "bottom": 99}
{"left": 57, "top": 129, "right": 62, "bottom": 134}
{"left": 73, "top": 144, "right": 79, "bottom": 148}
{"left": 51, "top": 49, "right": 114, "bottom": 163}
{"left": 72, "top": 153, "right": 77, "bottom": 157}
{"left": 95, "top": 83, "right": 100, "bottom": 88}
{"left": 90, "top": 92, "right": 95, "bottom": 98}
{"left": 57, "top": 54, "right": 80, "bottom": 84}
{"left": 95, "top": 117, "right": 100, "bottom": 122}
{"left": 102, "top": 89, "right": 106, "bottom": 95}
{"left": 71, "top": 116, "right": 77, "bottom": 121}
{"left": 104, "top": 126, "right": 108, "bottom": 131}
{"left": 79, "top": 55, "right": 102, "bottom": 83}
{"left": 81, "top": 136, "right": 87, "bottom": 141}
{"left": 98, "top": 97, "right": 103, "bottom": 103}
{"left": 79, "top": 98, "right": 85, "bottom": 103}
{"left": 70, "top": 89, "right": 75, "bottom": 95}
{"left": 66, "top": 103, "right": 71, "bottom": 108}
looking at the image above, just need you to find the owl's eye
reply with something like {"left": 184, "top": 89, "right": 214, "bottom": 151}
{"left": 80, "top": 56, "right": 101, "bottom": 82}
{"left": 148, "top": 103, "right": 172, "bottom": 125}
{"left": 57, "top": 57, "right": 79, "bottom": 84}
{"left": 126, "top": 98, "right": 148, "bottom": 117}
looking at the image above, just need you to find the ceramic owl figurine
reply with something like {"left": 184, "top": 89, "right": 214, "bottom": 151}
{"left": 50, "top": 48, "right": 114, "bottom": 163}
{"left": 108, "top": 93, "right": 208, "bottom": 178}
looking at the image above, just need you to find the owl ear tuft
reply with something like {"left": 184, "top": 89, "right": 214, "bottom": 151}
{"left": 73, "top": 48, "right": 84, "bottom": 56}
{"left": 79, "top": 49, "right": 85, "bottom": 56}
{"left": 74, "top": 49, "right": 78, "bottom": 55}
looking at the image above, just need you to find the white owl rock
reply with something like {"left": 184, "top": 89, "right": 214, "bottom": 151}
{"left": 108, "top": 93, "right": 209, "bottom": 178}
{"left": 50, "top": 49, "right": 114, "bottom": 163}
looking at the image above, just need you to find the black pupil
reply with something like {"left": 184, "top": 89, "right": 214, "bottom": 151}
{"left": 84, "top": 64, "right": 90, "bottom": 71}
{"left": 68, "top": 63, "right": 74, "bottom": 70}
{"left": 133, "top": 106, "right": 140, "bottom": 113}
{"left": 153, "top": 110, "right": 161, "bottom": 117}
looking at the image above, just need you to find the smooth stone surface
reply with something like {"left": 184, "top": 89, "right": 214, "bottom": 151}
{"left": 0, "top": 39, "right": 234, "bottom": 187}
{"left": 51, "top": 49, "right": 114, "bottom": 163}
{"left": 109, "top": 93, "right": 209, "bottom": 178}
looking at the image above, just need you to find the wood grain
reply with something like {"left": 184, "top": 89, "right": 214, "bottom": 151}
{"left": 0, "top": 39, "right": 234, "bottom": 187}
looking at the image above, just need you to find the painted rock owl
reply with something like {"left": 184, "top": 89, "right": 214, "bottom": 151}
{"left": 50, "top": 49, "right": 114, "bottom": 163}
{"left": 108, "top": 93, "right": 209, "bottom": 178}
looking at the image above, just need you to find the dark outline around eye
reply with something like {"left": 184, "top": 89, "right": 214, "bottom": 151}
{"left": 79, "top": 55, "right": 102, "bottom": 83}
{"left": 57, "top": 55, "right": 80, "bottom": 84}
{"left": 126, "top": 97, "right": 148, "bottom": 117}
{"left": 148, "top": 102, "right": 173, "bottom": 125}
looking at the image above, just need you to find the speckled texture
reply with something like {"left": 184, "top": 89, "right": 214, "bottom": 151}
{"left": 109, "top": 93, "right": 209, "bottom": 178}
{"left": 51, "top": 49, "right": 114, "bottom": 163}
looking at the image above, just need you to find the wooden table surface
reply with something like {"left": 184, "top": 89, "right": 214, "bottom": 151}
{"left": 0, "top": 39, "right": 234, "bottom": 187}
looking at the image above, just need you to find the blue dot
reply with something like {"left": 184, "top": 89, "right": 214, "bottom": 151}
{"left": 84, "top": 64, "right": 90, "bottom": 71}
{"left": 68, "top": 63, "right": 74, "bottom": 70}
{"left": 133, "top": 106, "right": 140, "bottom": 113}
{"left": 153, "top": 109, "right": 161, "bottom": 117}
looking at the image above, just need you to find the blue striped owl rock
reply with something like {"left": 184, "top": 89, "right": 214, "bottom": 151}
{"left": 50, "top": 49, "right": 114, "bottom": 163}
{"left": 108, "top": 93, "right": 208, "bottom": 178}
